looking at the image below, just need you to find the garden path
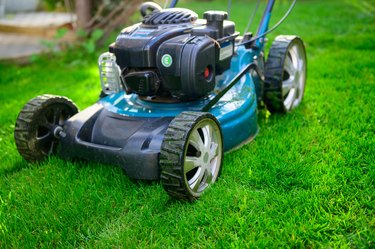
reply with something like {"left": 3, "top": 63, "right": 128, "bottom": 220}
{"left": 0, "top": 12, "right": 75, "bottom": 61}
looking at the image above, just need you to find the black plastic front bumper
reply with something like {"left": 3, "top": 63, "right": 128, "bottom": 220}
{"left": 58, "top": 103, "right": 173, "bottom": 180}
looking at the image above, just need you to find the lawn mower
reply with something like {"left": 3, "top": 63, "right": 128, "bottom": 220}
{"left": 14, "top": 0, "right": 306, "bottom": 201}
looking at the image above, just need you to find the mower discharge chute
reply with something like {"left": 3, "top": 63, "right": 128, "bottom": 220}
{"left": 14, "top": 0, "right": 306, "bottom": 201}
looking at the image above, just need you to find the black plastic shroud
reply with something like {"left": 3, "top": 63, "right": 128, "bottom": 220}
{"left": 59, "top": 104, "right": 173, "bottom": 180}
{"left": 109, "top": 8, "right": 236, "bottom": 100}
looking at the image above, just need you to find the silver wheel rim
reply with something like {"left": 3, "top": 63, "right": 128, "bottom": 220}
{"left": 184, "top": 119, "right": 222, "bottom": 195}
{"left": 282, "top": 42, "right": 306, "bottom": 111}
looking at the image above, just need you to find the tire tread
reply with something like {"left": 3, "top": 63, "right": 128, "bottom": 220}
{"left": 160, "top": 111, "right": 217, "bottom": 201}
{"left": 14, "top": 94, "right": 78, "bottom": 162}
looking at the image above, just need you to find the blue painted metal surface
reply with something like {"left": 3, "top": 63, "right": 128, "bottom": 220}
{"left": 255, "top": 0, "right": 275, "bottom": 49}
{"left": 99, "top": 46, "right": 259, "bottom": 151}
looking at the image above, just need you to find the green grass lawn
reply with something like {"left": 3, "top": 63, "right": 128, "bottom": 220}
{"left": 0, "top": 0, "right": 374, "bottom": 247}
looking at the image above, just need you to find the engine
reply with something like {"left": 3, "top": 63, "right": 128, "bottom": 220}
{"left": 108, "top": 8, "right": 238, "bottom": 101}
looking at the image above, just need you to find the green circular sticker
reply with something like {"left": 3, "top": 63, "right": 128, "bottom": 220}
{"left": 161, "top": 54, "right": 173, "bottom": 67}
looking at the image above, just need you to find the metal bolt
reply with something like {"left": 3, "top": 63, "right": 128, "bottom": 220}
{"left": 53, "top": 126, "right": 66, "bottom": 138}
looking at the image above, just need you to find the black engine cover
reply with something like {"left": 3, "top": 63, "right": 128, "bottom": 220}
{"left": 109, "top": 24, "right": 192, "bottom": 68}
{"left": 109, "top": 8, "right": 237, "bottom": 101}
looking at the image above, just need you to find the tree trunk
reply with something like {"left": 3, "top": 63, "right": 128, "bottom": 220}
{"left": 76, "top": 0, "right": 92, "bottom": 31}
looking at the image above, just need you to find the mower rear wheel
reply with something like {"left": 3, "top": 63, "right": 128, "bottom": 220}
{"left": 160, "top": 111, "right": 223, "bottom": 201}
{"left": 14, "top": 94, "right": 78, "bottom": 162}
{"left": 264, "top": 35, "right": 307, "bottom": 113}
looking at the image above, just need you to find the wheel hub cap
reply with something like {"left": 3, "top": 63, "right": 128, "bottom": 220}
{"left": 184, "top": 121, "right": 222, "bottom": 194}
{"left": 282, "top": 43, "right": 306, "bottom": 110}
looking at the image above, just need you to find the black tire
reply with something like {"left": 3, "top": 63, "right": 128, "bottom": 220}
{"left": 264, "top": 35, "right": 307, "bottom": 113}
{"left": 14, "top": 94, "right": 78, "bottom": 162}
{"left": 160, "top": 111, "right": 223, "bottom": 201}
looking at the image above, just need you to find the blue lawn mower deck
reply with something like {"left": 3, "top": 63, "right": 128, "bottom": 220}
{"left": 14, "top": 0, "right": 306, "bottom": 201}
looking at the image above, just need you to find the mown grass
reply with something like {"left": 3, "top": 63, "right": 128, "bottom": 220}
{"left": 0, "top": 0, "right": 374, "bottom": 247}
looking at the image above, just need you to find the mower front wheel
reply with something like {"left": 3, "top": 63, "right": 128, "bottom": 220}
{"left": 14, "top": 94, "right": 78, "bottom": 162}
{"left": 160, "top": 112, "right": 223, "bottom": 201}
